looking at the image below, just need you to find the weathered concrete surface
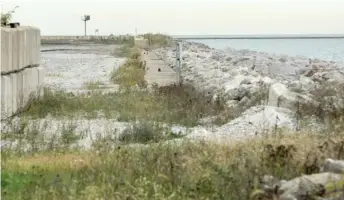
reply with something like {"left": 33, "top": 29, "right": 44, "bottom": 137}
{"left": 1, "top": 26, "right": 43, "bottom": 120}
{"left": 1, "top": 27, "right": 41, "bottom": 74}
{"left": 1, "top": 76, "right": 12, "bottom": 119}
{"left": 10, "top": 74, "right": 18, "bottom": 115}
{"left": 36, "top": 66, "right": 45, "bottom": 98}
{"left": 143, "top": 51, "right": 177, "bottom": 87}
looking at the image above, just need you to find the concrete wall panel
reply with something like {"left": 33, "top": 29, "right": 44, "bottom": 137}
{"left": 10, "top": 74, "right": 18, "bottom": 115}
{"left": 16, "top": 71, "right": 24, "bottom": 109}
{"left": 1, "top": 26, "right": 43, "bottom": 119}
{"left": 1, "top": 76, "right": 12, "bottom": 119}
{"left": 23, "top": 68, "right": 39, "bottom": 105}
{"left": 1, "top": 29, "right": 8, "bottom": 72}
{"left": 29, "top": 67, "right": 39, "bottom": 98}
{"left": 12, "top": 29, "right": 19, "bottom": 71}
{"left": 17, "top": 27, "right": 26, "bottom": 71}
{"left": 1, "top": 26, "right": 41, "bottom": 74}
{"left": 37, "top": 66, "right": 45, "bottom": 98}
{"left": 1, "top": 29, "right": 13, "bottom": 73}
{"left": 26, "top": 28, "right": 33, "bottom": 66}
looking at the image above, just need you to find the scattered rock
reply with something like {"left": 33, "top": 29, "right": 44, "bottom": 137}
{"left": 322, "top": 159, "right": 344, "bottom": 174}
{"left": 268, "top": 83, "right": 316, "bottom": 112}
{"left": 256, "top": 166, "right": 344, "bottom": 200}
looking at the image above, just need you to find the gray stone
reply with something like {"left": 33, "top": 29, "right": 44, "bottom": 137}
{"left": 225, "top": 100, "right": 239, "bottom": 108}
{"left": 279, "top": 173, "right": 342, "bottom": 198}
{"left": 322, "top": 159, "right": 344, "bottom": 174}
{"left": 279, "top": 193, "right": 298, "bottom": 200}
{"left": 268, "top": 83, "right": 316, "bottom": 112}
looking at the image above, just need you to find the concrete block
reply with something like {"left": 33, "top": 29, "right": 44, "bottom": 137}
{"left": 22, "top": 68, "right": 31, "bottom": 107}
{"left": 36, "top": 28, "right": 41, "bottom": 65}
{"left": 17, "top": 27, "right": 27, "bottom": 70}
{"left": 1, "top": 29, "right": 13, "bottom": 73}
{"left": 30, "top": 67, "right": 39, "bottom": 99}
{"left": 36, "top": 66, "right": 45, "bottom": 98}
{"left": 31, "top": 27, "right": 40, "bottom": 65}
{"left": 10, "top": 73, "right": 18, "bottom": 115}
{"left": 25, "top": 28, "right": 33, "bottom": 66}
{"left": 1, "top": 29, "right": 7, "bottom": 72}
{"left": 12, "top": 29, "right": 19, "bottom": 71}
{"left": 16, "top": 70, "right": 24, "bottom": 109}
{"left": 1, "top": 75, "right": 12, "bottom": 119}
{"left": 22, "top": 67, "right": 39, "bottom": 106}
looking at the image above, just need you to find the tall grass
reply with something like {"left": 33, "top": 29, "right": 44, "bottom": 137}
{"left": 2, "top": 130, "right": 344, "bottom": 199}
{"left": 110, "top": 47, "right": 147, "bottom": 88}
{"left": 88, "top": 33, "right": 173, "bottom": 48}
{"left": 21, "top": 84, "right": 226, "bottom": 127}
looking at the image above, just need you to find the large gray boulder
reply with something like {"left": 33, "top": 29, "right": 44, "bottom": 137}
{"left": 268, "top": 83, "right": 315, "bottom": 112}
{"left": 322, "top": 159, "right": 344, "bottom": 174}
{"left": 279, "top": 172, "right": 343, "bottom": 199}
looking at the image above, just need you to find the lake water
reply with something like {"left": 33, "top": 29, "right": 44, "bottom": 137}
{"left": 186, "top": 38, "right": 344, "bottom": 65}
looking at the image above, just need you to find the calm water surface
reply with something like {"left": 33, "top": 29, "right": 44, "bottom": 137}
{"left": 186, "top": 38, "right": 344, "bottom": 65}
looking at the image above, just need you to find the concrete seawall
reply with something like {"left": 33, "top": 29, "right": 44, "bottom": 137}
{"left": 41, "top": 36, "right": 110, "bottom": 40}
{"left": 41, "top": 36, "right": 113, "bottom": 45}
{"left": 1, "top": 26, "right": 44, "bottom": 120}
{"left": 41, "top": 35, "right": 136, "bottom": 45}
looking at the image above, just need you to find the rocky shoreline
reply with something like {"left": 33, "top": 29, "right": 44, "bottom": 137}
{"left": 153, "top": 41, "right": 344, "bottom": 140}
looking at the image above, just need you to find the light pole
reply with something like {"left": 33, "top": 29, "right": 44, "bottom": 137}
{"left": 81, "top": 14, "right": 90, "bottom": 36}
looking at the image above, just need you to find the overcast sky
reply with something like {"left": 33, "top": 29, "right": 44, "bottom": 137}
{"left": 3, "top": 0, "right": 344, "bottom": 36}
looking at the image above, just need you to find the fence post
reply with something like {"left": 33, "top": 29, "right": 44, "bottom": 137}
{"left": 175, "top": 43, "right": 180, "bottom": 84}
{"left": 175, "top": 42, "right": 183, "bottom": 85}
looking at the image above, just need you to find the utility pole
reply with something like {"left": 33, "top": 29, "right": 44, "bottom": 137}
{"left": 81, "top": 15, "right": 90, "bottom": 36}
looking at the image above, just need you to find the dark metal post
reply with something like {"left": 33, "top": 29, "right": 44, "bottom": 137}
{"left": 175, "top": 42, "right": 182, "bottom": 84}
{"left": 81, "top": 15, "right": 90, "bottom": 36}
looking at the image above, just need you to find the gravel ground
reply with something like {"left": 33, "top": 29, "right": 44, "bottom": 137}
{"left": 1, "top": 44, "right": 127, "bottom": 150}
{"left": 42, "top": 44, "right": 125, "bottom": 94}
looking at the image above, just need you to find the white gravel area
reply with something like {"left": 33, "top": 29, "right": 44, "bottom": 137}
{"left": 42, "top": 44, "right": 125, "bottom": 94}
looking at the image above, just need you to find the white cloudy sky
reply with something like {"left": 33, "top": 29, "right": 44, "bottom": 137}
{"left": 3, "top": 0, "right": 344, "bottom": 36}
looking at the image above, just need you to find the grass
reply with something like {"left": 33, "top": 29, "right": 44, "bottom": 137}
{"left": 110, "top": 47, "right": 146, "bottom": 88}
{"left": 21, "top": 85, "right": 225, "bottom": 127}
{"left": 90, "top": 34, "right": 135, "bottom": 45}
{"left": 83, "top": 80, "right": 102, "bottom": 90}
{"left": 88, "top": 33, "right": 172, "bottom": 49}
{"left": 112, "top": 43, "right": 135, "bottom": 57}
{"left": 119, "top": 122, "right": 184, "bottom": 144}
{"left": 22, "top": 46, "right": 227, "bottom": 126}
{"left": 2, "top": 130, "right": 344, "bottom": 199}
